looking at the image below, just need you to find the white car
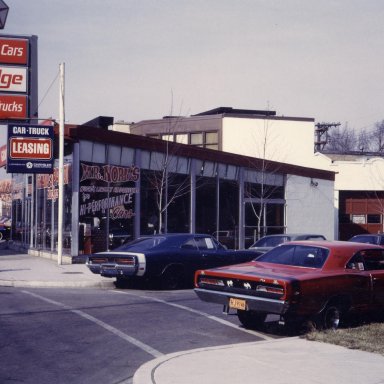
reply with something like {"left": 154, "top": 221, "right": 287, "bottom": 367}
{"left": 249, "top": 233, "right": 326, "bottom": 253}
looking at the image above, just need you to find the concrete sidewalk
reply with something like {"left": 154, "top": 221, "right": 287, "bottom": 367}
{"left": 0, "top": 243, "right": 114, "bottom": 288}
{"left": 134, "top": 338, "right": 384, "bottom": 384}
{"left": 1, "top": 243, "right": 383, "bottom": 384}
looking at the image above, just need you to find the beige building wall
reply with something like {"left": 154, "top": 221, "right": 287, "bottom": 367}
{"left": 222, "top": 117, "right": 317, "bottom": 167}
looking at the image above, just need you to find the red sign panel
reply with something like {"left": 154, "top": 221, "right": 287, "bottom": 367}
{"left": 9, "top": 137, "right": 52, "bottom": 160}
{"left": 0, "top": 38, "right": 28, "bottom": 65}
{"left": 0, "top": 94, "right": 27, "bottom": 119}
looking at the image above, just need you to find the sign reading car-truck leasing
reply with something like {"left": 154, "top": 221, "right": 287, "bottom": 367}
{"left": 7, "top": 124, "right": 54, "bottom": 174}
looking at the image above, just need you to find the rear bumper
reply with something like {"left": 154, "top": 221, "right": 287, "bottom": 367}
{"left": 86, "top": 262, "right": 138, "bottom": 278}
{"left": 194, "top": 288, "right": 289, "bottom": 314}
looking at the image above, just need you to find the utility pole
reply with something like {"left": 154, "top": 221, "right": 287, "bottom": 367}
{"left": 57, "top": 63, "right": 65, "bottom": 265}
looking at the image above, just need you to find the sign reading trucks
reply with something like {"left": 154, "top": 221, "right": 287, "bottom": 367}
{"left": 7, "top": 124, "right": 54, "bottom": 174}
{"left": 0, "top": 94, "right": 27, "bottom": 119}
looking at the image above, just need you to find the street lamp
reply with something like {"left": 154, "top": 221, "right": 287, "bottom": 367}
{"left": 0, "top": 1, "right": 8, "bottom": 29}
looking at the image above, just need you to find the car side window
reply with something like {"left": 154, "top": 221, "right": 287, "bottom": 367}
{"left": 194, "top": 237, "right": 216, "bottom": 250}
{"left": 360, "top": 250, "right": 384, "bottom": 271}
{"left": 181, "top": 239, "right": 198, "bottom": 250}
{"left": 346, "top": 253, "right": 365, "bottom": 270}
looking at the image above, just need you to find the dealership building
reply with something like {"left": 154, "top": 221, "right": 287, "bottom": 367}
{"left": 0, "top": 113, "right": 335, "bottom": 263}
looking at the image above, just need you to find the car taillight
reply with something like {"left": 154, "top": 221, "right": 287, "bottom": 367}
{"left": 256, "top": 285, "right": 284, "bottom": 295}
{"left": 119, "top": 258, "right": 135, "bottom": 265}
{"left": 199, "top": 277, "right": 225, "bottom": 286}
{"left": 90, "top": 258, "right": 108, "bottom": 264}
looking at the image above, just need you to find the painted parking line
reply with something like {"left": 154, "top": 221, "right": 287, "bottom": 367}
{"left": 21, "top": 290, "right": 163, "bottom": 358}
{"left": 113, "top": 290, "right": 274, "bottom": 341}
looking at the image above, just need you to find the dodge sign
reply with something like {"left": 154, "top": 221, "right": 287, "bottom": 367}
{"left": 7, "top": 123, "right": 54, "bottom": 174}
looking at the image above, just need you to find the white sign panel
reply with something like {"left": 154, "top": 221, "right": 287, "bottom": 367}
{"left": 0, "top": 65, "right": 27, "bottom": 93}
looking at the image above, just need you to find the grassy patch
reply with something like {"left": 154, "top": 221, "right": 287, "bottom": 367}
{"left": 305, "top": 322, "right": 384, "bottom": 356}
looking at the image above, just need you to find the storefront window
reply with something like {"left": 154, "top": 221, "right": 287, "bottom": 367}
{"left": 35, "top": 161, "right": 72, "bottom": 253}
{"left": 79, "top": 161, "right": 139, "bottom": 253}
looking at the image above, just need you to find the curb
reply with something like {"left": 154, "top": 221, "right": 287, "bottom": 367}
{"left": 133, "top": 339, "right": 289, "bottom": 384}
{"left": 0, "top": 279, "right": 115, "bottom": 289}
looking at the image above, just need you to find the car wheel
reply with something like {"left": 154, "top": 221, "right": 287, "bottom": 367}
{"left": 115, "top": 277, "right": 131, "bottom": 289}
{"left": 237, "top": 310, "right": 266, "bottom": 329}
{"left": 160, "top": 266, "right": 184, "bottom": 290}
{"left": 320, "top": 304, "right": 342, "bottom": 330}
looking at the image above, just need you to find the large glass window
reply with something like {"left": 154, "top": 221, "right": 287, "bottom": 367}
{"left": 205, "top": 132, "right": 219, "bottom": 150}
{"left": 190, "top": 132, "right": 204, "bottom": 146}
{"left": 78, "top": 161, "right": 139, "bottom": 253}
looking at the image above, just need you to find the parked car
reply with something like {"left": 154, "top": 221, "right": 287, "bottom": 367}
{"left": 348, "top": 234, "right": 384, "bottom": 246}
{"left": 212, "top": 230, "right": 254, "bottom": 249}
{"left": 86, "top": 233, "right": 260, "bottom": 289}
{"left": 194, "top": 240, "right": 384, "bottom": 330}
{"left": 248, "top": 233, "right": 326, "bottom": 253}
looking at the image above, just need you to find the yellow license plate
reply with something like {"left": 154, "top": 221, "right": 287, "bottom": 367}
{"left": 229, "top": 297, "right": 246, "bottom": 310}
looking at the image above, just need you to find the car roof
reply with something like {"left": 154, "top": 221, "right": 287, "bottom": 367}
{"left": 350, "top": 234, "right": 384, "bottom": 238}
{"left": 280, "top": 240, "right": 384, "bottom": 269}
{"left": 262, "top": 233, "right": 325, "bottom": 238}
{"left": 140, "top": 233, "right": 211, "bottom": 237}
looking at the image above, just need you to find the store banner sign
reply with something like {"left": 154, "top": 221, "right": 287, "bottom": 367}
{"left": 79, "top": 161, "right": 140, "bottom": 219}
{"left": 6, "top": 123, "right": 54, "bottom": 174}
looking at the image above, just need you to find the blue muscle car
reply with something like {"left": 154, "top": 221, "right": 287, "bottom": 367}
{"left": 86, "top": 233, "right": 259, "bottom": 289}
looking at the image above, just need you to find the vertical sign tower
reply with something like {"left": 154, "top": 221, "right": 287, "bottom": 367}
{"left": 0, "top": 34, "right": 38, "bottom": 122}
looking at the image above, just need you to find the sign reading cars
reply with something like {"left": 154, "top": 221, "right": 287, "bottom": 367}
{"left": 0, "top": 38, "right": 28, "bottom": 65}
{"left": 7, "top": 123, "right": 54, "bottom": 174}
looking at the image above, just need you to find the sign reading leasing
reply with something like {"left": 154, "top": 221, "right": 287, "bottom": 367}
{"left": 7, "top": 123, "right": 54, "bottom": 174}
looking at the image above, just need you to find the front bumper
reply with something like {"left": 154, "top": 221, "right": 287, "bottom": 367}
{"left": 194, "top": 288, "right": 289, "bottom": 314}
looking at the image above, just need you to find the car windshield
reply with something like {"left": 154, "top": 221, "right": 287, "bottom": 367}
{"left": 256, "top": 244, "right": 329, "bottom": 268}
{"left": 114, "top": 237, "right": 167, "bottom": 251}
{"left": 252, "top": 235, "right": 288, "bottom": 248}
{"left": 350, "top": 235, "right": 378, "bottom": 245}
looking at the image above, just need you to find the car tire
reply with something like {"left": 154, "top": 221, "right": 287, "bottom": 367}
{"left": 115, "top": 277, "right": 131, "bottom": 289}
{"left": 237, "top": 310, "right": 266, "bottom": 329}
{"left": 160, "top": 265, "right": 184, "bottom": 290}
{"left": 320, "top": 304, "right": 342, "bottom": 330}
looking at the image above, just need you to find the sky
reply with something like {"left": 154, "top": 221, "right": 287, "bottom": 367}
{"left": 2, "top": 0, "right": 384, "bottom": 131}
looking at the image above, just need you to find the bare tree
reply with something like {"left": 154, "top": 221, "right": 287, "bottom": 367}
{"left": 369, "top": 120, "right": 384, "bottom": 153}
{"left": 145, "top": 114, "right": 192, "bottom": 233}
{"left": 326, "top": 123, "right": 357, "bottom": 152}
{"left": 246, "top": 117, "right": 285, "bottom": 240}
{"left": 357, "top": 128, "right": 372, "bottom": 152}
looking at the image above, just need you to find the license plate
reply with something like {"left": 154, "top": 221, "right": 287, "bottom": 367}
{"left": 101, "top": 267, "right": 116, "bottom": 276}
{"left": 229, "top": 297, "right": 246, "bottom": 310}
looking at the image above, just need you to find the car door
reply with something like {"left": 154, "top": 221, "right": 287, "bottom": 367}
{"left": 194, "top": 236, "right": 233, "bottom": 269}
{"left": 362, "top": 250, "right": 384, "bottom": 306}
